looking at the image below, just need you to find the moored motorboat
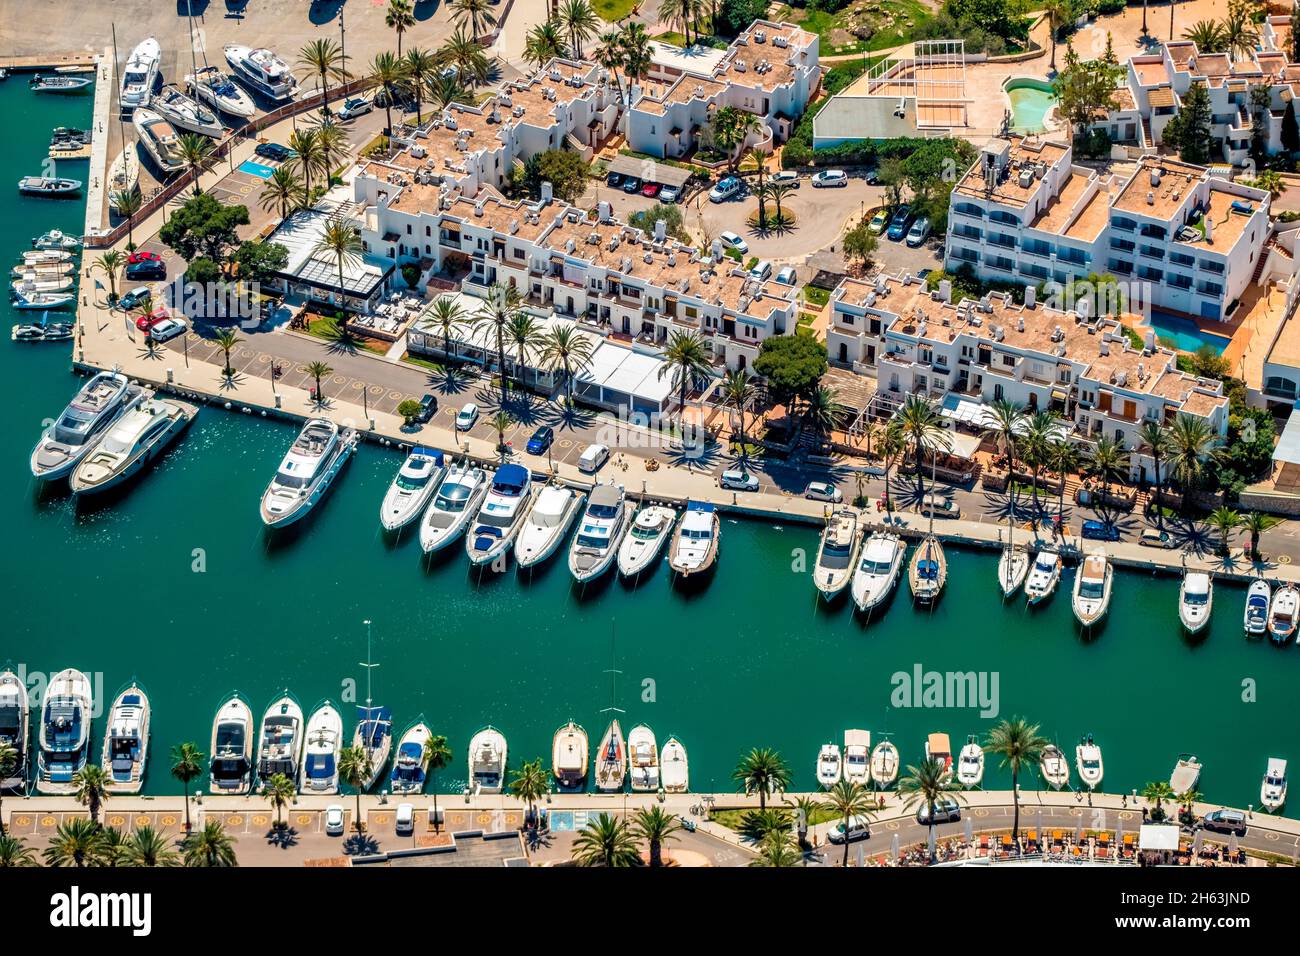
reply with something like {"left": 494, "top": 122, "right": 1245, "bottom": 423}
{"left": 957, "top": 734, "right": 984, "bottom": 788}
{"left": 379, "top": 447, "right": 446, "bottom": 532}
{"left": 36, "top": 668, "right": 93, "bottom": 794}
{"left": 12, "top": 322, "right": 73, "bottom": 342}
{"left": 389, "top": 719, "right": 433, "bottom": 795}
{"left": 10, "top": 290, "right": 73, "bottom": 310}
{"left": 299, "top": 700, "right": 344, "bottom": 794}
{"left": 1262, "top": 757, "right": 1287, "bottom": 812}
{"left": 12, "top": 261, "right": 75, "bottom": 277}
{"left": 667, "top": 501, "right": 719, "bottom": 577}
{"left": 69, "top": 394, "right": 198, "bottom": 495}
{"left": 151, "top": 83, "right": 224, "bottom": 138}
{"left": 617, "top": 504, "right": 676, "bottom": 577}
{"left": 29, "top": 74, "right": 93, "bottom": 94}
{"left": 418, "top": 464, "right": 488, "bottom": 553}
{"left": 852, "top": 531, "right": 904, "bottom": 612}
{"left": 11, "top": 273, "right": 73, "bottom": 293}
{"left": 843, "top": 729, "right": 870, "bottom": 785}
{"left": 1041, "top": 743, "right": 1069, "bottom": 790}
{"left": 1268, "top": 584, "right": 1298, "bottom": 644}
{"left": 208, "top": 692, "right": 254, "bottom": 795}
{"left": 925, "top": 732, "right": 953, "bottom": 781}
{"left": 32, "top": 229, "right": 81, "bottom": 250}
{"left": 568, "top": 482, "right": 630, "bottom": 582}
{"left": 466, "top": 464, "right": 535, "bottom": 566}
{"left": 1076, "top": 734, "right": 1103, "bottom": 790}
{"left": 1072, "top": 550, "right": 1113, "bottom": 627}
{"left": 1244, "top": 579, "right": 1271, "bottom": 637}
{"left": 101, "top": 682, "right": 150, "bottom": 794}
{"left": 120, "top": 36, "right": 161, "bottom": 109}
{"left": 813, "top": 510, "right": 861, "bottom": 600}
{"left": 260, "top": 418, "right": 358, "bottom": 527}
{"left": 256, "top": 691, "right": 304, "bottom": 789}
{"left": 1024, "top": 549, "right": 1061, "bottom": 605}
{"left": 552, "top": 720, "right": 589, "bottom": 791}
{"left": 18, "top": 249, "right": 73, "bottom": 267}
{"left": 661, "top": 736, "right": 689, "bottom": 793}
{"left": 1179, "top": 570, "right": 1213, "bottom": 634}
{"left": 133, "top": 107, "right": 186, "bottom": 174}
{"left": 870, "top": 739, "right": 899, "bottom": 788}
{"left": 186, "top": 65, "right": 257, "bottom": 118}
{"left": 224, "top": 44, "right": 298, "bottom": 101}
{"left": 31, "top": 371, "right": 145, "bottom": 481}
{"left": 998, "top": 545, "right": 1029, "bottom": 598}
{"left": 1170, "top": 753, "right": 1202, "bottom": 792}
{"left": 516, "top": 484, "right": 582, "bottom": 569}
{"left": 628, "top": 724, "right": 660, "bottom": 792}
{"left": 467, "top": 725, "right": 508, "bottom": 794}
{"left": 817, "top": 742, "right": 842, "bottom": 789}
{"left": 594, "top": 719, "right": 626, "bottom": 792}
{"left": 909, "top": 534, "right": 947, "bottom": 605}
{"left": 0, "top": 669, "right": 31, "bottom": 791}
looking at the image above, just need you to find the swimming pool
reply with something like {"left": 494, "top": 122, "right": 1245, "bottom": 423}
{"left": 1144, "top": 309, "right": 1232, "bottom": 354}
{"left": 1004, "top": 77, "right": 1058, "bottom": 134}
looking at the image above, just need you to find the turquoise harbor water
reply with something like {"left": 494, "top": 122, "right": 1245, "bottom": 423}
{"left": 2, "top": 80, "right": 1299, "bottom": 811}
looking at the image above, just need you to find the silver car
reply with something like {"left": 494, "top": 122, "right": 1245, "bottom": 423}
{"left": 804, "top": 481, "right": 842, "bottom": 502}
{"left": 720, "top": 468, "right": 760, "bottom": 491}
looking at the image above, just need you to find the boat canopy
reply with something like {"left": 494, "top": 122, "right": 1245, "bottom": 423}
{"left": 492, "top": 464, "right": 529, "bottom": 492}
{"left": 412, "top": 447, "right": 444, "bottom": 465}
{"left": 844, "top": 729, "right": 871, "bottom": 749}
{"left": 927, "top": 733, "right": 951, "bottom": 755}
{"left": 686, "top": 501, "right": 716, "bottom": 513}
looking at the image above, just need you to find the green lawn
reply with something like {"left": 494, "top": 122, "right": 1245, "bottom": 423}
{"left": 593, "top": 0, "right": 638, "bottom": 23}
{"left": 772, "top": 0, "right": 935, "bottom": 56}
{"left": 300, "top": 314, "right": 390, "bottom": 355}
{"left": 802, "top": 285, "right": 831, "bottom": 307}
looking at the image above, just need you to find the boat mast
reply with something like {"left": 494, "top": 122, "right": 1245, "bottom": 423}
{"left": 600, "top": 623, "right": 623, "bottom": 722}
{"left": 186, "top": 2, "right": 200, "bottom": 90}
{"left": 359, "top": 618, "right": 378, "bottom": 757}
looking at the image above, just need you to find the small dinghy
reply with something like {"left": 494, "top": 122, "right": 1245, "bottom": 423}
{"left": 29, "top": 73, "right": 92, "bottom": 94}
{"left": 1268, "top": 584, "right": 1298, "bottom": 644}
{"left": 1261, "top": 757, "right": 1287, "bottom": 812}
{"left": 1024, "top": 549, "right": 1061, "bottom": 605}
{"left": 816, "top": 742, "right": 842, "bottom": 789}
{"left": 1178, "top": 570, "right": 1213, "bottom": 634}
{"left": 32, "top": 229, "right": 81, "bottom": 251}
{"left": 956, "top": 734, "right": 984, "bottom": 788}
{"left": 10, "top": 290, "right": 73, "bottom": 310}
{"left": 18, "top": 176, "right": 82, "bottom": 197}
{"left": 12, "top": 322, "right": 73, "bottom": 342}
{"left": 1040, "top": 743, "right": 1069, "bottom": 790}
{"left": 1075, "top": 734, "right": 1103, "bottom": 790}
{"left": 870, "top": 739, "right": 899, "bottom": 788}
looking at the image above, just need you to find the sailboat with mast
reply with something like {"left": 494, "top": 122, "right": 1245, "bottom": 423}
{"left": 350, "top": 619, "right": 392, "bottom": 791}
{"left": 997, "top": 508, "right": 1029, "bottom": 598}
{"left": 908, "top": 454, "right": 947, "bottom": 605}
{"left": 594, "top": 629, "right": 627, "bottom": 792}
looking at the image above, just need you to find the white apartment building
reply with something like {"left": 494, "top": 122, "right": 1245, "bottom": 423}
{"left": 826, "top": 272, "right": 1228, "bottom": 481}
{"left": 944, "top": 135, "right": 1270, "bottom": 321}
{"left": 624, "top": 20, "right": 820, "bottom": 160}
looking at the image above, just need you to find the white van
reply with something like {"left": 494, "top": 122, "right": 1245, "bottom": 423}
{"left": 828, "top": 814, "right": 871, "bottom": 844}
{"left": 395, "top": 803, "right": 414, "bottom": 835}
{"left": 749, "top": 260, "right": 772, "bottom": 281}
{"left": 578, "top": 443, "right": 610, "bottom": 473}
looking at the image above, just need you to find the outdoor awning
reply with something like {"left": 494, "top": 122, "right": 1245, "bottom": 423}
{"left": 1051, "top": 388, "right": 1068, "bottom": 401}
{"left": 604, "top": 155, "right": 692, "bottom": 188}
{"left": 945, "top": 429, "right": 982, "bottom": 460}
{"left": 1138, "top": 824, "right": 1180, "bottom": 852}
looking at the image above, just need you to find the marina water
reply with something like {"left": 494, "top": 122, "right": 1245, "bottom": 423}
{"left": 1, "top": 79, "right": 1295, "bottom": 813}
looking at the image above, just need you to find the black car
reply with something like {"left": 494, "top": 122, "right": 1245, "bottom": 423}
{"left": 526, "top": 425, "right": 554, "bottom": 455}
{"left": 1081, "top": 519, "right": 1121, "bottom": 541}
{"left": 125, "top": 260, "right": 167, "bottom": 281}
{"left": 415, "top": 394, "right": 438, "bottom": 424}
{"left": 606, "top": 171, "right": 623, "bottom": 188}
{"left": 255, "top": 142, "right": 293, "bottom": 162}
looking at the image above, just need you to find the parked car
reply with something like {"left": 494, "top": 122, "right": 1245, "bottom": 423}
{"left": 718, "top": 230, "right": 749, "bottom": 255}
{"left": 1139, "top": 528, "right": 1174, "bottom": 548}
{"left": 134, "top": 307, "right": 169, "bottom": 332}
{"left": 709, "top": 175, "right": 742, "bottom": 202}
{"left": 905, "top": 216, "right": 932, "bottom": 247}
{"left": 641, "top": 182, "right": 661, "bottom": 198}
{"left": 126, "top": 259, "right": 167, "bottom": 281}
{"left": 916, "top": 494, "right": 961, "bottom": 519}
{"left": 127, "top": 250, "right": 160, "bottom": 265}
{"left": 886, "top": 205, "right": 913, "bottom": 241}
{"left": 254, "top": 142, "right": 293, "bottom": 162}
{"left": 324, "top": 804, "right": 345, "bottom": 836}
{"left": 811, "top": 169, "right": 848, "bottom": 188}
{"left": 775, "top": 265, "right": 797, "bottom": 285}
{"left": 658, "top": 184, "right": 680, "bottom": 203}
{"left": 118, "top": 286, "right": 152, "bottom": 311}
{"left": 1201, "top": 809, "right": 1248, "bottom": 836}
{"left": 827, "top": 814, "right": 871, "bottom": 844}
{"left": 395, "top": 803, "right": 414, "bottom": 835}
{"left": 916, "top": 797, "right": 962, "bottom": 825}
{"left": 865, "top": 168, "right": 880, "bottom": 185}
{"left": 720, "top": 468, "right": 760, "bottom": 492}
{"left": 526, "top": 425, "right": 554, "bottom": 455}
{"left": 1081, "top": 519, "right": 1121, "bottom": 541}
{"left": 578, "top": 443, "right": 609, "bottom": 473}
{"left": 338, "top": 97, "right": 372, "bottom": 120}
{"left": 771, "top": 169, "right": 799, "bottom": 187}
{"left": 606, "top": 171, "right": 623, "bottom": 188}
{"left": 622, "top": 177, "right": 643, "bottom": 194}
{"left": 804, "top": 481, "right": 842, "bottom": 503}
{"left": 147, "top": 317, "right": 186, "bottom": 342}
{"left": 749, "top": 259, "right": 772, "bottom": 281}
{"left": 868, "top": 209, "right": 890, "bottom": 234}
{"left": 455, "top": 402, "right": 479, "bottom": 431}
{"left": 415, "top": 393, "right": 438, "bottom": 424}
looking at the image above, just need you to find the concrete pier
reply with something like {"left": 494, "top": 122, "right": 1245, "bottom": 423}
{"left": 83, "top": 49, "right": 113, "bottom": 238}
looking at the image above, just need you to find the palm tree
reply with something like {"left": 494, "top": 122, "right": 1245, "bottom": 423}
{"left": 984, "top": 717, "right": 1048, "bottom": 844}
{"left": 1209, "top": 505, "right": 1242, "bottom": 555}
{"left": 525, "top": 20, "right": 571, "bottom": 70}
{"left": 1143, "top": 780, "right": 1176, "bottom": 821}
{"left": 313, "top": 216, "right": 363, "bottom": 322}
{"left": 451, "top": 0, "right": 498, "bottom": 38}
{"left": 183, "top": 819, "right": 238, "bottom": 867}
{"left": 370, "top": 52, "right": 410, "bottom": 134}
{"left": 732, "top": 747, "right": 791, "bottom": 811}
{"left": 899, "top": 757, "right": 963, "bottom": 862}
{"left": 0, "top": 834, "right": 38, "bottom": 867}
{"left": 556, "top": 0, "right": 598, "bottom": 57}
{"left": 73, "top": 765, "right": 108, "bottom": 823}
{"left": 488, "top": 409, "right": 514, "bottom": 458}
{"left": 338, "top": 745, "right": 372, "bottom": 833}
{"left": 402, "top": 48, "right": 439, "bottom": 124}
{"left": 425, "top": 295, "right": 467, "bottom": 362}
{"left": 423, "top": 734, "right": 452, "bottom": 831}
{"left": 822, "top": 780, "right": 875, "bottom": 867}
{"left": 1044, "top": 0, "right": 1070, "bottom": 71}
{"left": 1175, "top": 788, "right": 1202, "bottom": 824}
{"left": 784, "top": 793, "right": 820, "bottom": 850}
{"left": 305, "top": 361, "right": 333, "bottom": 405}
{"left": 743, "top": 146, "right": 769, "bottom": 228}
{"left": 96, "top": 250, "right": 125, "bottom": 304}
{"left": 98, "top": 825, "right": 129, "bottom": 867}
{"left": 213, "top": 327, "right": 242, "bottom": 379}
{"left": 124, "top": 825, "right": 179, "bottom": 867}
{"left": 509, "top": 758, "right": 549, "bottom": 816}
{"left": 480, "top": 281, "right": 523, "bottom": 403}
{"left": 427, "top": 73, "right": 470, "bottom": 112}
{"left": 1087, "top": 434, "right": 1130, "bottom": 510}
{"left": 1137, "top": 419, "right": 1172, "bottom": 528}
{"left": 1242, "top": 511, "right": 1279, "bottom": 560}
{"left": 170, "top": 742, "right": 205, "bottom": 833}
{"left": 765, "top": 181, "right": 795, "bottom": 226}
{"left": 298, "top": 38, "right": 350, "bottom": 114}
{"left": 897, "top": 393, "right": 951, "bottom": 501}
{"left": 879, "top": 420, "right": 906, "bottom": 514}
{"left": 177, "top": 132, "right": 214, "bottom": 196}
{"left": 620, "top": 23, "right": 653, "bottom": 90}
{"left": 112, "top": 188, "right": 143, "bottom": 248}
{"left": 1048, "top": 439, "right": 1079, "bottom": 523}
{"left": 659, "top": 0, "right": 694, "bottom": 44}
{"left": 631, "top": 806, "right": 682, "bottom": 867}
{"left": 571, "top": 812, "right": 640, "bottom": 866}
{"left": 1167, "top": 413, "right": 1218, "bottom": 510}
{"left": 594, "top": 30, "right": 624, "bottom": 98}
{"left": 538, "top": 323, "right": 595, "bottom": 405}
{"left": 505, "top": 311, "right": 544, "bottom": 389}
{"left": 287, "top": 128, "right": 324, "bottom": 199}
{"left": 264, "top": 773, "right": 296, "bottom": 829}
{"left": 657, "top": 329, "right": 711, "bottom": 428}
{"left": 981, "top": 397, "right": 1026, "bottom": 478}
{"left": 720, "top": 367, "right": 755, "bottom": 449}
{"left": 1022, "top": 409, "right": 1061, "bottom": 513}
{"left": 260, "top": 166, "right": 306, "bottom": 220}
{"left": 386, "top": 0, "right": 416, "bottom": 56}
{"left": 313, "top": 119, "right": 349, "bottom": 188}
{"left": 804, "top": 385, "right": 847, "bottom": 444}
{"left": 749, "top": 829, "right": 803, "bottom": 866}
{"left": 440, "top": 28, "right": 492, "bottom": 89}
{"left": 43, "top": 818, "right": 104, "bottom": 868}
{"left": 1223, "top": 9, "right": 1260, "bottom": 60}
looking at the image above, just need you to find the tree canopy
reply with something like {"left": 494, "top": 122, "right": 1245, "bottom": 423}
{"left": 159, "top": 193, "right": 250, "bottom": 266}
{"left": 753, "top": 335, "right": 828, "bottom": 408}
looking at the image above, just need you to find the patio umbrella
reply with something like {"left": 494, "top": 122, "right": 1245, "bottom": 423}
{"left": 963, "top": 815, "right": 973, "bottom": 843}
{"left": 855, "top": 843, "right": 866, "bottom": 868}
{"left": 1229, "top": 832, "right": 1239, "bottom": 855}
{"left": 927, "top": 826, "right": 936, "bottom": 862}
{"left": 1192, "top": 829, "right": 1204, "bottom": 855}
{"left": 1075, "top": 816, "right": 1084, "bottom": 843}
{"left": 890, "top": 833, "right": 900, "bottom": 864}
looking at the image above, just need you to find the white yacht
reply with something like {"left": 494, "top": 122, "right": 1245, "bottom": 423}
{"left": 516, "top": 485, "right": 582, "bottom": 568}
{"left": 813, "top": 510, "right": 861, "bottom": 600}
{"left": 1024, "top": 549, "right": 1061, "bottom": 605}
{"left": 843, "top": 729, "right": 870, "bottom": 785}
{"left": 32, "top": 371, "right": 143, "bottom": 480}
{"left": 11, "top": 273, "right": 73, "bottom": 294}
{"left": 661, "top": 736, "right": 689, "bottom": 793}
{"left": 851, "top": 532, "right": 905, "bottom": 613}
{"left": 568, "top": 482, "right": 630, "bottom": 582}
{"left": 552, "top": 720, "right": 589, "bottom": 791}
{"left": 186, "top": 65, "right": 257, "bottom": 118}
{"left": 36, "top": 668, "right": 93, "bottom": 794}
{"left": 120, "top": 36, "right": 161, "bottom": 109}
{"left": 379, "top": 447, "right": 446, "bottom": 532}
{"left": 468, "top": 726, "right": 507, "bottom": 794}
{"left": 1245, "top": 580, "right": 1271, "bottom": 637}
{"left": 352, "top": 706, "right": 392, "bottom": 792}
{"left": 390, "top": 719, "right": 432, "bottom": 795}
{"left": 260, "top": 418, "right": 358, "bottom": 527}
{"left": 101, "top": 682, "right": 150, "bottom": 794}
{"left": 256, "top": 692, "right": 304, "bottom": 789}
{"left": 1262, "top": 757, "right": 1287, "bottom": 812}
{"left": 1179, "top": 571, "right": 1213, "bottom": 634}
{"left": 870, "top": 739, "right": 899, "bottom": 788}
{"left": 466, "top": 464, "right": 535, "bottom": 566}
{"left": 224, "top": 45, "right": 298, "bottom": 101}
{"left": 69, "top": 394, "right": 197, "bottom": 495}
{"left": 1041, "top": 743, "right": 1070, "bottom": 790}
{"left": 628, "top": 724, "right": 660, "bottom": 792}
{"left": 418, "top": 464, "right": 488, "bottom": 553}
{"left": 299, "top": 700, "right": 344, "bottom": 794}
{"left": 1268, "top": 584, "right": 1298, "bottom": 644}
{"left": 617, "top": 505, "right": 676, "bottom": 577}
{"left": 957, "top": 734, "right": 984, "bottom": 788}
{"left": 909, "top": 534, "right": 947, "bottom": 605}
{"left": 133, "top": 107, "right": 186, "bottom": 174}
{"left": 209, "top": 693, "right": 254, "bottom": 795}
{"left": 19, "top": 249, "right": 73, "bottom": 267}
{"left": 151, "top": 84, "right": 224, "bottom": 138}
{"left": 1076, "top": 734, "right": 1103, "bottom": 790}
{"left": 0, "top": 669, "right": 31, "bottom": 791}
{"left": 11, "top": 261, "right": 75, "bottom": 278}
{"left": 1072, "top": 550, "right": 1113, "bottom": 627}
{"left": 817, "top": 743, "right": 842, "bottom": 789}
{"left": 668, "top": 501, "right": 720, "bottom": 577}
{"left": 107, "top": 147, "right": 141, "bottom": 210}
{"left": 594, "top": 719, "right": 626, "bottom": 792}
{"left": 32, "top": 229, "right": 81, "bottom": 251}
{"left": 998, "top": 546, "right": 1029, "bottom": 598}
{"left": 1170, "top": 754, "right": 1202, "bottom": 792}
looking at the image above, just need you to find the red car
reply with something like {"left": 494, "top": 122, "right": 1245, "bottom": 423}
{"left": 127, "top": 250, "right": 161, "bottom": 265}
{"left": 135, "top": 306, "right": 170, "bottom": 331}
{"left": 641, "top": 182, "right": 661, "bottom": 198}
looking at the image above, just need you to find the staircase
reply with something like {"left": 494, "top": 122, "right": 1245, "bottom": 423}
{"left": 1140, "top": 117, "right": 1152, "bottom": 148}
{"left": 1253, "top": 239, "right": 1293, "bottom": 285}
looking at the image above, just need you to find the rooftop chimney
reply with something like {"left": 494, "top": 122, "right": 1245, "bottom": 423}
{"left": 1024, "top": 285, "right": 1036, "bottom": 308}
{"left": 938, "top": 279, "right": 952, "bottom": 303}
